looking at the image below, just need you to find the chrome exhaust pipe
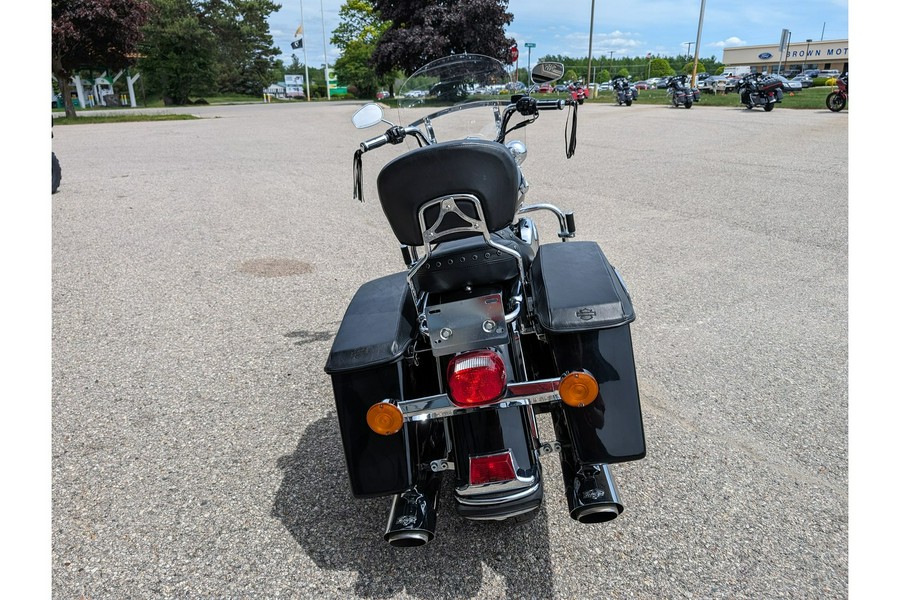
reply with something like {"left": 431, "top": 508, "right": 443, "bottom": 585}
{"left": 565, "top": 463, "right": 623, "bottom": 523}
{"left": 384, "top": 474, "right": 440, "bottom": 547}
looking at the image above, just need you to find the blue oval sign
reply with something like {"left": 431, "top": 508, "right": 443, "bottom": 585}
{"left": 758, "top": 52, "right": 773, "bottom": 59}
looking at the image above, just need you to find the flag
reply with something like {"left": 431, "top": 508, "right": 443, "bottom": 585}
{"left": 295, "top": 24, "right": 303, "bottom": 37}
{"left": 646, "top": 52, "right": 652, "bottom": 58}
{"left": 291, "top": 38, "right": 303, "bottom": 49}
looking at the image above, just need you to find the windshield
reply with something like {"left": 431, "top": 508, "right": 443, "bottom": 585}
{"left": 395, "top": 54, "right": 514, "bottom": 144}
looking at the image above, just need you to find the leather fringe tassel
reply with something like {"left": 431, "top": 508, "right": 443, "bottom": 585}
{"left": 352, "top": 148, "right": 364, "bottom": 202}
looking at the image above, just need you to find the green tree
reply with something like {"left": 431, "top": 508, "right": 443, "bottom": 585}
{"left": 52, "top": 0, "right": 151, "bottom": 117}
{"left": 200, "top": 0, "right": 282, "bottom": 95}
{"left": 617, "top": 67, "right": 631, "bottom": 78}
{"left": 564, "top": 69, "right": 579, "bottom": 82}
{"left": 598, "top": 69, "right": 610, "bottom": 83}
{"left": 330, "top": 0, "right": 397, "bottom": 98}
{"left": 649, "top": 58, "right": 675, "bottom": 78}
{"left": 682, "top": 61, "right": 706, "bottom": 75}
{"left": 138, "top": 0, "right": 218, "bottom": 104}
{"left": 370, "top": 0, "right": 514, "bottom": 75}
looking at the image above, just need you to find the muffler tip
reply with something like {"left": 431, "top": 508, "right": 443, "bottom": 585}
{"left": 571, "top": 503, "right": 622, "bottom": 524}
{"left": 385, "top": 529, "right": 433, "bottom": 548}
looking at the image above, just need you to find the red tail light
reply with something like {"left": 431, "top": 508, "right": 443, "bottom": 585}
{"left": 469, "top": 451, "right": 517, "bottom": 485}
{"left": 447, "top": 350, "right": 507, "bottom": 407}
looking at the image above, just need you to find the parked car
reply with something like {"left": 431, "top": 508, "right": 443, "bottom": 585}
{"left": 770, "top": 75, "right": 803, "bottom": 93}
{"left": 802, "top": 69, "right": 820, "bottom": 78}
{"left": 376, "top": 90, "right": 390, "bottom": 100}
{"left": 790, "top": 75, "right": 813, "bottom": 88}
{"left": 553, "top": 84, "right": 569, "bottom": 93}
{"left": 538, "top": 83, "right": 553, "bottom": 93}
{"left": 698, "top": 75, "right": 738, "bottom": 93}
{"left": 633, "top": 81, "right": 649, "bottom": 90}
{"left": 818, "top": 69, "right": 841, "bottom": 79}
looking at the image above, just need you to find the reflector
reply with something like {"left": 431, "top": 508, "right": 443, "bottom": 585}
{"left": 469, "top": 451, "right": 517, "bottom": 485}
{"left": 559, "top": 371, "right": 599, "bottom": 407}
{"left": 366, "top": 402, "right": 403, "bottom": 435}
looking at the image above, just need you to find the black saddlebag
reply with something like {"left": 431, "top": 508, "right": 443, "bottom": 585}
{"left": 324, "top": 272, "right": 420, "bottom": 498}
{"left": 758, "top": 76, "right": 783, "bottom": 92}
{"left": 530, "top": 241, "right": 646, "bottom": 464}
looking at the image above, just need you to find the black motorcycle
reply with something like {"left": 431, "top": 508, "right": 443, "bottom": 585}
{"left": 329, "top": 55, "right": 645, "bottom": 546}
{"left": 736, "top": 73, "right": 784, "bottom": 111}
{"left": 612, "top": 76, "right": 637, "bottom": 106}
{"left": 665, "top": 75, "right": 699, "bottom": 108}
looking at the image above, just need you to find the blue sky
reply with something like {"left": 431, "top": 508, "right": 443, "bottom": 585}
{"left": 268, "top": 0, "right": 849, "bottom": 68}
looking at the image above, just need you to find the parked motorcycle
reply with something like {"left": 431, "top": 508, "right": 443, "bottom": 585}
{"left": 826, "top": 72, "right": 848, "bottom": 112}
{"left": 666, "top": 75, "right": 699, "bottom": 108}
{"left": 568, "top": 80, "right": 588, "bottom": 105}
{"left": 52, "top": 121, "right": 61, "bottom": 194}
{"left": 329, "top": 55, "right": 645, "bottom": 547}
{"left": 736, "top": 73, "right": 784, "bottom": 111}
{"left": 612, "top": 76, "right": 637, "bottom": 106}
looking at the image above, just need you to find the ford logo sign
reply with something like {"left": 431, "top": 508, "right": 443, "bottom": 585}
{"left": 758, "top": 52, "right": 773, "bottom": 59}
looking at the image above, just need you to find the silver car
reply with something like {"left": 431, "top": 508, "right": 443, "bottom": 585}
{"left": 770, "top": 75, "right": 803, "bottom": 92}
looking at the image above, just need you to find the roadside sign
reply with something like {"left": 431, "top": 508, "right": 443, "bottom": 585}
{"left": 524, "top": 42, "right": 536, "bottom": 48}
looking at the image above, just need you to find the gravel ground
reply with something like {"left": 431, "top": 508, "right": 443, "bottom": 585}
{"left": 51, "top": 100, "right": 847, "bottom": 599}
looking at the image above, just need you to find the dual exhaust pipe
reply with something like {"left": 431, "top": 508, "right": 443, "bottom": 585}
{"left": 383, "top": 453, "right": 623, "bottom": 547}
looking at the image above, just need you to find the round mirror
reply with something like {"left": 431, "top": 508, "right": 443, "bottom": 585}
{"left": 531, "top": 62, "right": 565, "bottom": 85}
{"left": 351, "top": 104, "right": 384, "bottom": 129}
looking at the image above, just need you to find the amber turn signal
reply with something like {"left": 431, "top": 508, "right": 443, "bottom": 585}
{"left": 366, "top": 402, "right": 404, "bottom": 435}
{"left": 559, "top": 371, "right": 599, "bottom": 408}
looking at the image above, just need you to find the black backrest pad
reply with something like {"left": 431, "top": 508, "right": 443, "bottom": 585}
{"left": 376, "top": 139, "right": 519, "bottom": 246}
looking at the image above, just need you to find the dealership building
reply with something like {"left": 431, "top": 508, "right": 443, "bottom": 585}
{"left": 722, "top": 39, "right": 848, "bottom": 75}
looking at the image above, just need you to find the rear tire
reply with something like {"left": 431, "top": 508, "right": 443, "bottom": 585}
{"left": 685, "top": 100, "right": 692, "bottom": 109}
{"left": 764, "top": 102, "right": 775, "bottom": 112}
{"left": 625, "top": 100, "right": 632, "bottom": 106}
{"left": 52, "top": 152, "right": 61, "bottom": 194}
{"left": 826, "top": 92, "right": 846, "bottom": 112}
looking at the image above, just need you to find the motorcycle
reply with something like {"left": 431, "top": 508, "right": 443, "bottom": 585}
{"left": 568, "top": 80, "right": 588, "bottom": 105}
{"left": 52, "top": 121, "right": 61, "bottom": 194}
{"left": 736, "top": 73, "right": 784, "bottom": 111}
{"left": 826, "top": 72, "right": 848, "bottom": 112}
{"left": 328, "top": 55, "right": 645, "bottom": 547}
{"left": 665, "top": 75, "right": 699, "bottom": 108}
{"left": 612, "top": 76, "right": 637, "bottom": 106}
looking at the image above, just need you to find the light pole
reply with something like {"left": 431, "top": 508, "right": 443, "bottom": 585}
{"left": 683, "top": 42, "right": 693, "bottom": 58}
{"left": 805, "top": 39, "right": 812, "bottom": 71}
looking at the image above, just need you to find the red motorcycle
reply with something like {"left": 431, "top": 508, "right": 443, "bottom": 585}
{"left": 568, "top": 81, "right": 588, "bottom": 105}
{"left": 826, "top": 73, "right": 848, "bottom": 112}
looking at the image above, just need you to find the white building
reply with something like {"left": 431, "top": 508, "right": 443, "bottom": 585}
{"left": 722, "top": 38, "right": 848, "bottom": 75}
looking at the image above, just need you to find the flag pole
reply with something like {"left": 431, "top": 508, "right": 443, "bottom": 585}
{"left": 321, "top": 0, "right": 331, "bottom": 100}
{"left": 299, "top": 1, "right": 311, "bottom": 101}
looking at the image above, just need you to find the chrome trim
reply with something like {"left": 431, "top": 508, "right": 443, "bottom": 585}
{"left": 517, "top": 203, "right": 574, "bottom": 239}
{"left": 388, "top": 376, "right": 563, "bottom": 423}
{"left": 462, "top": 506, "right": 539, "bottom": 521}
{"left": 405, "top": 193, "right": 526, "bottom": 299}
{"left": 457, "top": 449, "right": 534, "bottom": 497}
{"left": 455, "top": 481, "right": 541, "bottom": 505}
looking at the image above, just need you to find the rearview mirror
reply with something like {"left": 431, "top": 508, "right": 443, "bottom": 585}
{"left": 351, "top": 103, "right": 384, "bottom": 129}
{"left": 531, "top": 62, "right": 565, "bottom": 85}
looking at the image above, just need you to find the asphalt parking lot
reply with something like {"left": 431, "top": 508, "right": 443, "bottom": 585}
{"left": 52, "top": 100, "right": 847, "bottom": 598}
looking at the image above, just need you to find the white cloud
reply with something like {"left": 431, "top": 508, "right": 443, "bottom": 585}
{"left": 711, "top": 37, "right": 747, "bottom": 48}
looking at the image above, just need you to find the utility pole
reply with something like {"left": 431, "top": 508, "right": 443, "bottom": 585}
{"left": 586, "top": 0, "right": 596, "bottom": 89}
{"left": 690, "top": 0, "right": 707, "bottom": 87}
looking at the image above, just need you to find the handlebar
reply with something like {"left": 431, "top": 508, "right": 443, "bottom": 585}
{"left": 358, "top": 97, "right": 573, "bottom": 153}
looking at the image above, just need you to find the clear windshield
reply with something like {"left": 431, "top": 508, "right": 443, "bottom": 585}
{"left": 395, "top": 54, "right": 514, "bottom": 143}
